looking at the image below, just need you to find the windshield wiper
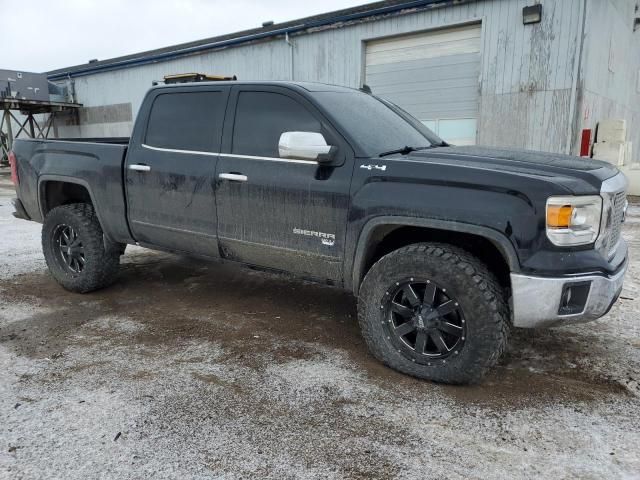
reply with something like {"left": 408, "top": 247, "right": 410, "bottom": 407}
{"left": 379, "top": 145, "right": 423, "bottom": 157}
{"left": 378, "top": 144, "right": 447, "bottom": 157}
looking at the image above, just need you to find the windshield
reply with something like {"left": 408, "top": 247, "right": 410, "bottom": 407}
{"left": 310, "top": 90, "right": 444, "bottom": 157}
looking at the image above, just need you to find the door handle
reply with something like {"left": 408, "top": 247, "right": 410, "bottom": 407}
{"left": 129, "top": 164, "right": 151, "bottom": 172}
{"left": 219, "top": 173, "right": 248, "bottom": 182}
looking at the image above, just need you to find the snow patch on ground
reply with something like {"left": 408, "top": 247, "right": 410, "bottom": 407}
{"left": 85, "top": 315, "right": 148, "bottom": 335}
{"left": 0, "top": 295, "right": 52, "bottom": 325}
{"left": 0, "top": 196, "right": 44, "bottom": 280}
{"left": 263, "top": 348, "right": 376, "bottom": 405}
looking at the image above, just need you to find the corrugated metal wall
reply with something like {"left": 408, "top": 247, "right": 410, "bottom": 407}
{"left": 478, "top": 0, "right": 584, "bottom": 154}
{"left": 54, "top": 0, "right": 602, "bottom": 159}
{"left": 578, "top": 0, "right": 640, "bottom": 163}
{"left": 291, "top": 0, "right": 585, "bottom": 155}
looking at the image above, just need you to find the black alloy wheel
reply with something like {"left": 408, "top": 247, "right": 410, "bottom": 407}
{"left": 358, "top": 243, "right": 510, "bottom": 384}
{"left": 53, "top": 224, "right": 86, "bottom": 274}
{"left": 43, "top": 203, "right": 123, "bottom": 293}
{"left": 383, "top": 278, "right": 466, "bottom": 363}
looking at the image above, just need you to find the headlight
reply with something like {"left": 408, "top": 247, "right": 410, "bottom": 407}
{"left": 546, "top": 196, "right": 602, "bottom": 246}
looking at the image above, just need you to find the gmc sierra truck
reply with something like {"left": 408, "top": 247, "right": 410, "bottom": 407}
{"left": 9, "top": 81, "right": 628, "bottom": 384}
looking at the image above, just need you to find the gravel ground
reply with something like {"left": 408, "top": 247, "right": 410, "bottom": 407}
{"left": 1, "top": 169, "right": 639, "bottom": 479}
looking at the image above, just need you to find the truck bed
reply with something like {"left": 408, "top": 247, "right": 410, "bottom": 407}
{"left": 50, "top": 137, "right": 130, "bottom": 145}
{"left": 12, "top": 138, "right": 132, "bottom": 243}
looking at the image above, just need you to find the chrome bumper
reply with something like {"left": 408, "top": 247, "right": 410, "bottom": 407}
{"left": 510, "top": 260, "right": 627, "bottom": 328}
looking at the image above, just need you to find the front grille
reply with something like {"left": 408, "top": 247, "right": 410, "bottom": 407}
{"left": 604, "top": 190, "right": 626, "bottom": 258}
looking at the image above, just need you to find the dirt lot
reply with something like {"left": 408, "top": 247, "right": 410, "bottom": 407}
{"left": 1, "top": 169, "right": 639, "bottom": 479}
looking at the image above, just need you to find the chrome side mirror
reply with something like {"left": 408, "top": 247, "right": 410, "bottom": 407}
{"left": 278, "top": 131, "right": 334, "bottom": 162}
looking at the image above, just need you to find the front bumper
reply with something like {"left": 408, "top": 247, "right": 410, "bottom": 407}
{"left": 510, "top": 257, "right": 627, "bottom": 328}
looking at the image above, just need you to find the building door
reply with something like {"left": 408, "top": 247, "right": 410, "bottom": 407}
{"left": 365, "top": 23, "right": 481, "bottom": 145}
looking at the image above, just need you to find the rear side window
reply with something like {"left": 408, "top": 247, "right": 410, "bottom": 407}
{"left": 232, "top": 91, "right": 321, "bottom": 158}
{"left": 145, "top": 91, "right": 225, "bottom": 152}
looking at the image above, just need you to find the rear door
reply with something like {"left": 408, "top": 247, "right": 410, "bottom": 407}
{"left": 125, "top": 86, "right": 229, "bottom": 256}
{"left": 215, "top": 85, "right": 353, "bottom": 283}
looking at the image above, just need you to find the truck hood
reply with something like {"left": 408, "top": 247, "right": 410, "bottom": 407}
{"left": 391, "top": 145, "right": 618, "bottom": 191}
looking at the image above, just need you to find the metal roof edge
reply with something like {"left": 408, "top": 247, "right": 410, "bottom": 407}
{"left": 47, "top": 0, "right": 465, "bottom": 81}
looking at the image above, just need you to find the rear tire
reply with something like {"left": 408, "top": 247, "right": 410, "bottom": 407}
{"left": 42, "top": 203, "right": 121, "bottom": 293}
{"left": 358, "top": 242, "right": 509, "bottom": 385}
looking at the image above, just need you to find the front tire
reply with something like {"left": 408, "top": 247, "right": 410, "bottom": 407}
{"left": 358, "top": 243, "right": 509, "bottom": 384}
{"left": 42, "top": 203, "right": 121, "bottom": 293}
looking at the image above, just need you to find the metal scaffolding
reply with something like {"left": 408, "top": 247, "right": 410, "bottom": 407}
{"left": 1, "top": 98, "right": 81, "bottom": 164}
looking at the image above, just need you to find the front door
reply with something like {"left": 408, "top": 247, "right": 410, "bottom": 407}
{"left": 125, "top": 87, "right": 229, "bottom": 256}
{"left": 215, "top": 86, "right": 353, "bottom": 283}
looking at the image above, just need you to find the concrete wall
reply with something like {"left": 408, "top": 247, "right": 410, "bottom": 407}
{"left": 53, "top": 0, "right": 587, "bottom": 158}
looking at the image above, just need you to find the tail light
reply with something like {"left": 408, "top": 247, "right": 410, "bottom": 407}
{"left": 8, "top": 150, "right": 18, "bottom": 186}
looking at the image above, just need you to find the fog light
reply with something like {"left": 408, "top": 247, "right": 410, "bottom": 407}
{"left": 558, "top": 281, "right": 591, "bottom": 315}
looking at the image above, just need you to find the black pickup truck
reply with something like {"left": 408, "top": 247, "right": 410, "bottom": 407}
{"left": 9, "top": 81, "right": 628, "bottom": 384}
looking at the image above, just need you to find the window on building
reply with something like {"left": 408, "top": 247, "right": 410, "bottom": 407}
{"left": 232, "top": 91, "right": 321, "bottom": 158}
{"left": 145, "top": 91, "right": 225, "bottom": 151}
{"left": 422, "top": 118, "right": 477, "bottom": 146}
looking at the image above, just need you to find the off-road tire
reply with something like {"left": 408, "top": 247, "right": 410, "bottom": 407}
{"left": 358, "top": 242, "right": 510, "bottom": 384}
{"left": 42, "top": 203, "right": 121, "bottom": 293}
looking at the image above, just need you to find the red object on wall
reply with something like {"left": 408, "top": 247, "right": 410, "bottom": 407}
{"left": 8, "top": 151, "right": 19, "bottom": 185}
{"left": 580, "top": 129, "right": 592, "bottom": 157}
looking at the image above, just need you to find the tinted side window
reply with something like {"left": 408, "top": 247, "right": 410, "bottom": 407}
{"left": 145, "top": 91, "right": 225, "bottom": 151}
{"left": 232, "top": 91, "right": 321, "bottom": 157}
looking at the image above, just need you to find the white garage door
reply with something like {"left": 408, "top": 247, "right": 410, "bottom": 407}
{"left": 365, "top": 24, "right": 481, "bottom": 145}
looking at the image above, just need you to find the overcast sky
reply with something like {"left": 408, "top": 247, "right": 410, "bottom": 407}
{"left": 0, "top": 0, "right": 366, "bottom": 73}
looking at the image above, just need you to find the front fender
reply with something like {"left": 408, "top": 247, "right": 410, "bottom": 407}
{"left": 347, "top": 216, "right": 520, "bottom": 294}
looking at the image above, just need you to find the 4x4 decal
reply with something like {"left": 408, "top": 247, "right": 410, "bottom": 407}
{"left": 360, "top": 164, "right": 387, "bottom": 171}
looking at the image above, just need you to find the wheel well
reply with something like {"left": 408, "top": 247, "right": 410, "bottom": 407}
{"left": 359, "top": 225, "right": 511, "bottom": 290}
{"left": 41, "top": 181, "right": 93, "bottom": 215}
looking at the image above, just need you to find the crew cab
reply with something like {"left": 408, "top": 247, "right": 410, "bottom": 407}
{"left": 9, "top": 81, "right": 628, "bottom": 384}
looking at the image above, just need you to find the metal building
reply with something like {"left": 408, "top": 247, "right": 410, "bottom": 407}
{"left": 46, "top": 0, "right": 640, "bottom": 187}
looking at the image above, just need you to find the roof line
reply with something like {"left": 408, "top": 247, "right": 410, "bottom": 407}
{"left": 47, "top": 0, "right": 461, "bottom": 80}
